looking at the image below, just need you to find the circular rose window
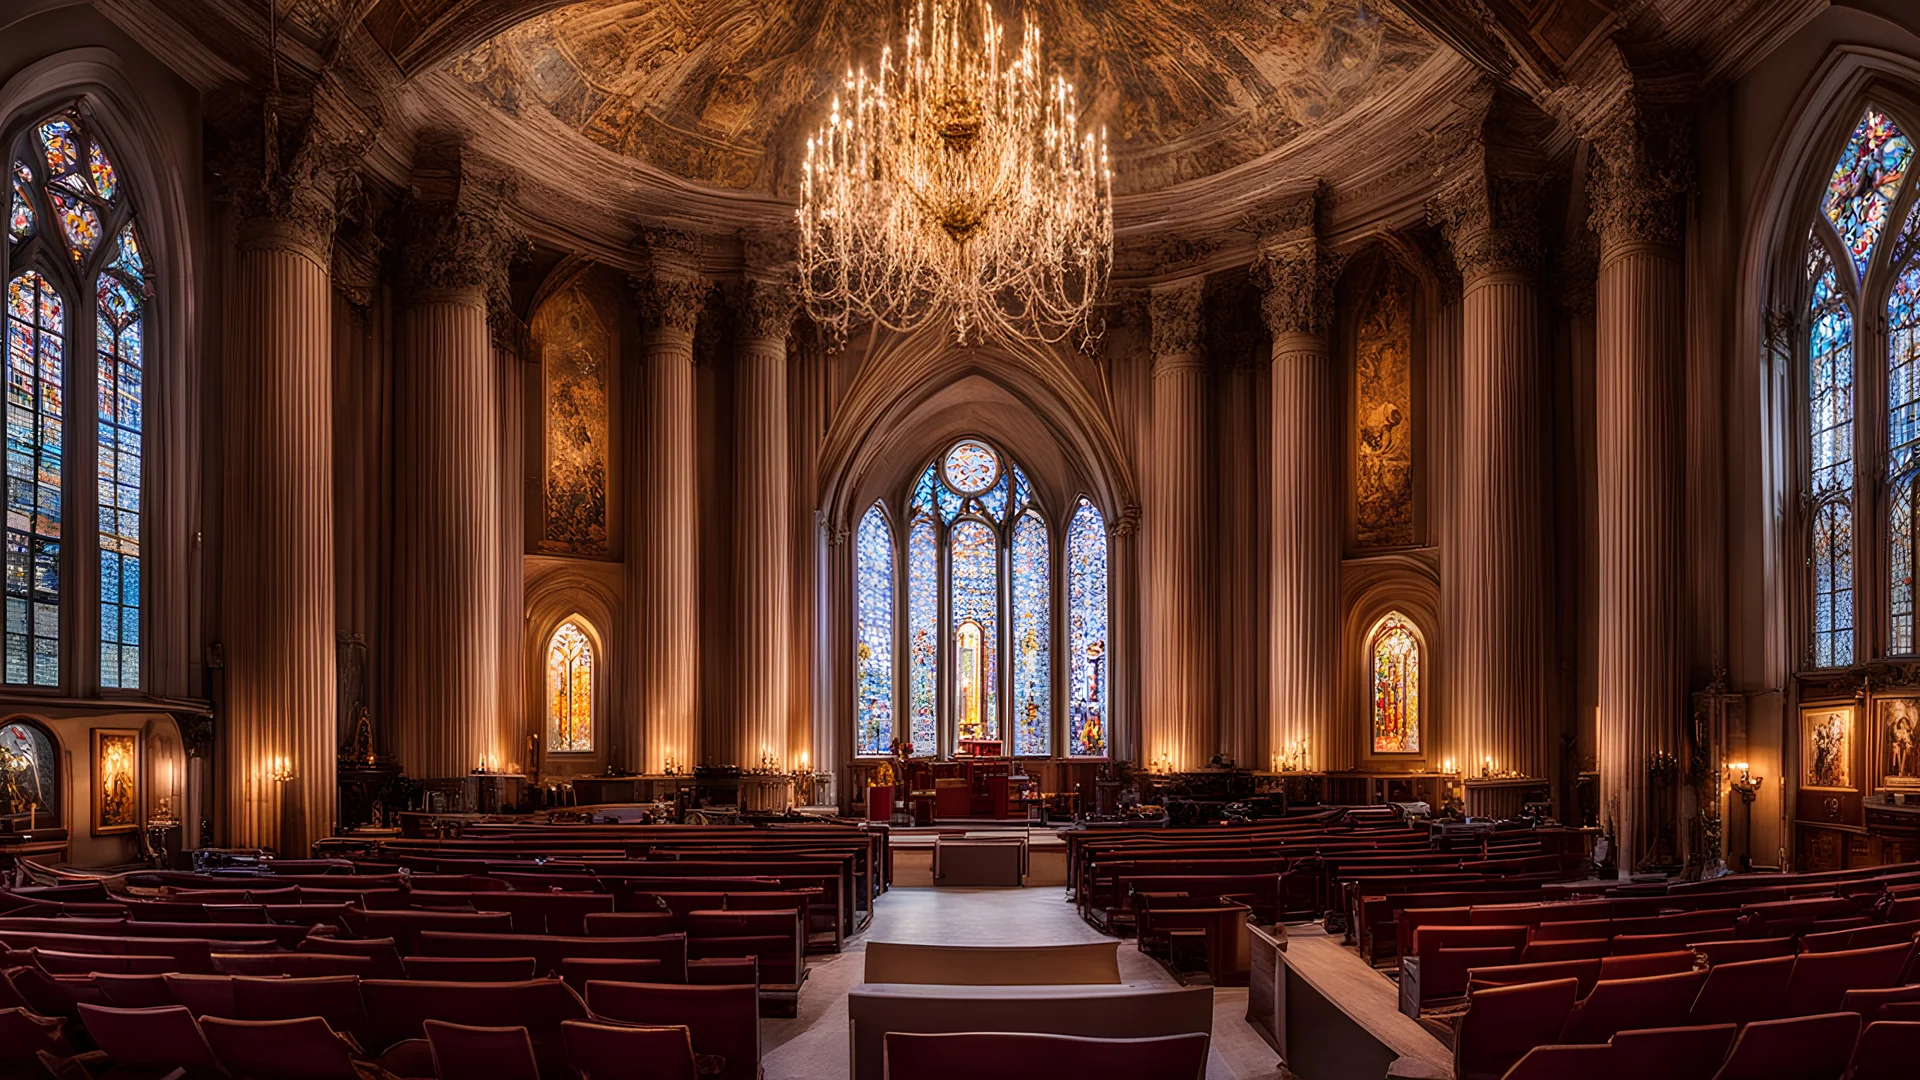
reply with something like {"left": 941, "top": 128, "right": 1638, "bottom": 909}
{"left": 942, "top": 439, "right": 1001, "bottom": 495}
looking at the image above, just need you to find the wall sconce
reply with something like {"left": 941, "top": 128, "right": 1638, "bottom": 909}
{"left": 1274, "top": 738, "right": 1310, "bottom": 773}
{"left": 1442, "top": 757, "right": 1456, "bottom": 775}
{"left": 266, "top": 756, "right": 295, "bottom": 784}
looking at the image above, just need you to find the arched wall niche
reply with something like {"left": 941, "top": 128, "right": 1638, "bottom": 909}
{"left": 1338, "top": 554, "right": 1443, "bottom": 773}
{"left": 522, "top": 560, "right": 622, "bottom": 780}
{"left": 0, "top": 46, "right": 200, "bottom": 700}
{"left": 816, "top": 328, "right": 1140, "bottom": 780}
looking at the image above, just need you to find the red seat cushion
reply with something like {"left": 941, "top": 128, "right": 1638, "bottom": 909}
{"left": 203, "top": 1015, "right": 361, "bottom": 1080}
{"left": 403, "top": 955, "right": 538, "bottom": 982}
{"left": 880, "top": 1031, "right": 1211, "bottom": 1080}
{"left": 1606, "top": 1023, "right": 1738, "bottom": 1080}
{"left": 1560, "top": 971, "right": 1707, "bottom": 1044}
{"left": 425, "top": 1020, "right": 541, "bottom": 1080}
{"left": 562, "top": 1019, "right": 698, "bottom": 1080}
{"left": 76, "top": 1003, "right": 221, "bottom": 1070}
{"left": 1709, "top": 1011, "right": 1859, "bottom": 1080}
{"left": 1454, "top": 977, "right": 1579, "bottom": 1080}
{"left": 1845, "top": 1020, "right": 1920, "bottom": 1080}
{"left": 585, "top": 981, "right": 759, "bottom": 1080}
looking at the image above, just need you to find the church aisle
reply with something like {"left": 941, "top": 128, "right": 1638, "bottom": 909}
{"left": 760, "top": 887, "right": 1287, "bottom": 1079}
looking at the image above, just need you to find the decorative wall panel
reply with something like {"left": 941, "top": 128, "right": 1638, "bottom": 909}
{"left": 535, "top": 285, "right": 610, "bottom": 555}
{"left": 1354, "top": 268, "right": 1414, "bottom": 547}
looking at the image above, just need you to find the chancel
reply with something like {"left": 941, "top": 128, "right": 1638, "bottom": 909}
{"left": 8, "top": 1, "right": 1920, "bottom": 1079}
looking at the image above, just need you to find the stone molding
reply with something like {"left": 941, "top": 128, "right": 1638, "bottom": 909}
{"left": 220, "top": 76, "right": 381, "bottom": 263}
{"left": 1254, "top": 240, "right": 1342, "bottom": 339}
{"left": 1429, "top": 163, "right": 1544, "bottom": 283}
{"left": 397, "top": 137, "right": 523, "bottom": 298}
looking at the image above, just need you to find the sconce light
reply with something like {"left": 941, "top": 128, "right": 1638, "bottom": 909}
{"left": 1729, "top": 761, "right": 1764, "bottom": 805}
{"left": 266, "top": 756, "right": 295, "bottom": 784}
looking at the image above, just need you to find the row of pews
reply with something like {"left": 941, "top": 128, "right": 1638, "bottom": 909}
{"left": 0, "top": 819, "right": 889, "bottom": 1079}
{"left": 1378, "top": 854, "right": 1920, "bottom": 1080}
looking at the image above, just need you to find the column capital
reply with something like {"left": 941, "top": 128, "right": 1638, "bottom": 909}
{"left": 1148, "top": 279, "right": 1206, "bottom": 368}
{"left": 631, "top": 268, "right": 708, "bottom": 337}
{"left": 730, "top": 279, "right": 798, "bottom": 344}
{"left": 1247, "top": 182, "right": 1341, "bottom": 339}
{"left": 396, "top": 133, "right": 523, "bottom": 298}
{"left": 1428, "top": 161, "right": 1544, "bottom": 283}
{"left": 1552, "top": 57, "right": 1693, "bottom": 249}
{"left": 216, "top": 76, "right": 381, "bottom": 263}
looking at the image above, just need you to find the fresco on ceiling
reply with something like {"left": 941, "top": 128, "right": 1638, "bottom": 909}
{"left": 1354, "top": 265, "right": 1414, "bottom": 548}
{"left": 535, "top": 283, "right": 611, "bottom": 555}
{"left": 450, "top": 0, "right": 1435, "bottom": 194}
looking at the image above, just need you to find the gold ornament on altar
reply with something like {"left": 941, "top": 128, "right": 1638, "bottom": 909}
{"left": 797, "top": 0, "right": 1112, "bottom": 347}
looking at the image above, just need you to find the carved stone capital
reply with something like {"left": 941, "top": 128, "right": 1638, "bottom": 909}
{"left": 740, "top": 225, "right": 798, "bottom": 280}
{"left": 731, "top": 279, "right": 798, "bottom": 344}
{"left": 1248, "top": 183, "right": 1341, "bottom": 338}
{"left": 632, "top": 270, "right": 707, "bottom": 337}
{"left": 1254, "top": 240, "right": 1342, "bottom": 339}
{"left": 216, "top": 76, "right": 381, "bottom": 262}
{"left": 1108, "top": 503, "right": 1142, "bottom": 537}
{"left": 397, "top": 134, "right": 523, "bottom": 298}
{"left": 1579, "top": 86, "right": 1693, "bottom": 249}
{"left": 1149, "top": 280, "right": 1206, "bottom": 363}
{"left": 1428, "top": 166, "right": 1543, "bottom": 282}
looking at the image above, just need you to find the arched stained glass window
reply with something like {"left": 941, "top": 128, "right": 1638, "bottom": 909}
{"left": 865, "top": 438, "right": 1080, "bottom": 762}
{"left": 545, "top": 620, "right": 594, "bottom": 752}
{"left": 1065, "top": 498, "right": 1108, "bottom": 758}
{"left": 5, "top": 109, "right": 150, "bottom": 692}
{"left": 854, "top": 503, "right": 895, "bottom": 756}
{"left": 4, "top": 271, "right": 63, "bottom": 686}
{"left": 1809, "top": 240, "right": 1855, "bottom": 668}
{"left": 906, "top": 515, "right": 938, "bottom": 756}
{"left": 1010, "top": 511, "right": 1050, "bottom": 757}
{"left": 1369, "top": 612, "right": 1420, "bottom": 754}
{"left": 950, "top": 518, "right": 998, "bottom": 743}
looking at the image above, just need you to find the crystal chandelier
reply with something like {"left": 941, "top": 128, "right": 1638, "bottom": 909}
{"left": 797, "top": 0, "right": 1112, "bottom": 347}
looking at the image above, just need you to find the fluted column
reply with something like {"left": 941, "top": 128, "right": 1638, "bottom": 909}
{"left": 1589, "top": 102, "right": 1690, "bottom": 870}
{"left": 221, "top": 210, "right": 339, "bottom": 855}
{"left": 1257, "top": 199, "right": 1342, "bottom": 772}
{"left": 1145, "top": 280, "right": 1213, "bottom": 771}
{"left": 1431, "top": 159, "right": 1551, "bottom": 779}
{"left": 631, "top": 258, "right": 704, "bottom": 774}
{"left": 390, "top": 153, "right": 516, "bottom": 779}
{"left": 492, "top": 311, "right": 528, "bottom": 770}
{"left": 728, "top": 280, "right": 798, "bottom": 769}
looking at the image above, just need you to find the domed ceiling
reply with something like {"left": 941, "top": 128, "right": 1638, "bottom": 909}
{"left": 449, "top": 0, "right": 1437, "bottom": 197}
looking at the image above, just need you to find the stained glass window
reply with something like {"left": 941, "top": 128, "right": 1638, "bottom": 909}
{"left": 1369, "top": 612, "right": 1420, "bottom": 754}
{"left": 8, "top": 163, "right": 32, "bottom": 241}
{"left": 545, "top": 620, "right": 594, "bottom": 752}
{"left": 867, "top": 440, "right": 1077, "bottom": 762}
{"left": 4, "top": 271, "right": 63, "bottom": 687}
{"left": 906, "top": 515, "right": 938, "bottom": 756}
{"left": 1010, "top": 511, "right": 1050, "bottom": 756}
{"left": 1065, "top": 498, "right": 1108, "bottom": 757}
{"left": 855, "top": 503, "right": 896, "bottom": 756}
{"left": 1825, "top": 109, "right": 1914, "bottom": 280}
{"left": 7, "top": 110, "right": 150, "bottom": 693}
{"left": 1891, "top": 262, "right": 1920, "bottom": 654}
{"left": 1809, "top": 240, "right": 1855, "bottom": 667}
{"left": 942, "top": 439, "right": 999, "bottom": 494}
{"left": 950, "top": 519, "right": 999, "bottom": 743}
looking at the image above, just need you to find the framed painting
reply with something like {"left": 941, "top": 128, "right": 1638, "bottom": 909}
{"left": 1877, "top": 695, "right": 1920, "bottom": 790}
{"left": 91, "top": 728, "right": 140, "bottom": 835}
{"left": 1801, "top": 703, "right": 1856, "bottom": 791}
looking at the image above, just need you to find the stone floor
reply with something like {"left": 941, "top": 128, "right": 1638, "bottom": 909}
{"left": 760, "top": 887, "right": 1288, "bottom": 1079}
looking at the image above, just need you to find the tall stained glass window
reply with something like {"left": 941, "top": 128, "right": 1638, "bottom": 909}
{"left": 5, "top": 109, "right": 150, "bottom": 692}
{"left": 1010, "top": 511, "right": 1050, "bottom": 756}
{"left": 1890, "top": 259, "right": 1920, "bottom": 653}
{"left": 545, "top": 620, "right": 594, "bottom": 752}
{"left": 1369, "top": 612, "right": 1420, "bottom": 754}
{"left": 950, "top": 519, "right": 998, "bottom": 743}
{"left": 1809, "top": 241, "right": 1856, "bottom": 668}
{"left": 854, "top": 503, "right": 896, "bottom": 756}
{"left": 876, "top": 438, "right": 1075, "bottom": 760}
{"left": 1065, "top": 498, "right": 1108, "bottom": 758}
{"left": 4, "top": 271, "right": 62, "bottom": 686}
{"left": 906, "top": 515, "right": 938, "bottom": 756}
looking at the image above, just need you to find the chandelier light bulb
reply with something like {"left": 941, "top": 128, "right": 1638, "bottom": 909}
{"left": 797, "top": 0, "right": 1113, "bottom": 348}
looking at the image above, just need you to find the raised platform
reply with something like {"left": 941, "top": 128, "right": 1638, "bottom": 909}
{"left": 1247, "top": 922, "right": 1452, "bottom": 1080}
